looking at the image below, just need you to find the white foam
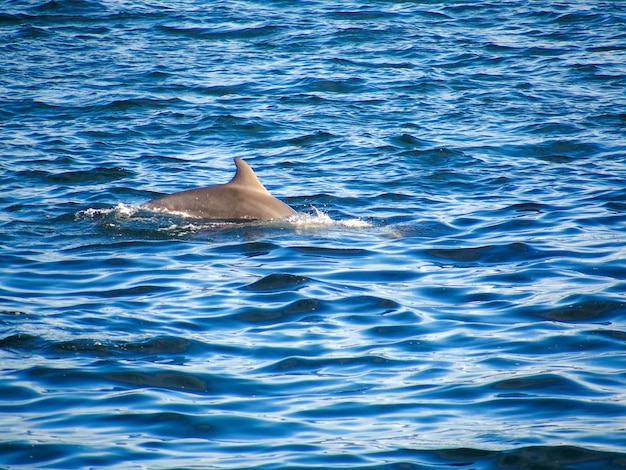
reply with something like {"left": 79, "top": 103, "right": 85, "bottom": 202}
{"left": 287, "top": 207, "right": 372, "bottom": 229}
{"left": 76, "top": 203, "right": 138, "bottom": 220}
{"left": 156, "top": 223, "right": 201, "bottom": 235}
{"left": 338, "top": 218, "right": 372, "bottom": 229}
{"left": 113, "top": 203, "right": 136, "bottom": 217}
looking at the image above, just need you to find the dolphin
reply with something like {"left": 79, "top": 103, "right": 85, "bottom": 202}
{"left": 142, "top": 158, "right": 296, "bottom": 220}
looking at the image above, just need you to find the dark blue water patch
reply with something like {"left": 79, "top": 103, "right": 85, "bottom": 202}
{"left": 589, "top": 328, "right": 626, "bottom": 343}
{"left": 527, "top": 296, "right": 626, "bottom": 323}
{"left": 32, "top": 0, "right": 105, "bottom": 15}
{"left": 224, "top": 294, "right": 397, "bottom": 326}
{"left": 212, "top": 241, "right": 281, "bottom": 257}
{"left": 158, "top": 24, "right": 286, "bottom": 41}
{"left": 90, "top": 96, "right": 187, "bottom": 112}
{"left": 384, "top": 446, "right": 626, "bottom": 470}
{"left": 385, "top": 220, "right": 459, "bottom": 239}
{"left": 50, "top": 335, "right": 194, "bottom": 359}
{"left": 282, "top": 130, "right": 339, "bottom": 147}
{"left": 488, "top": 373, "right": 606, "bottom": 398}
{"left": 19, "top": 363, "right": 252, "bottom": 396}
{"left": 0, "top": 329, "right": 33, "bottom": 345}
{"left": 331, "top": 56, "right": 416, "bottom": 71}
{"left": 388, "top": 133, "right": 431, "bottom": 148}
{"left": 259, "top": 354, "right": 399, "bottom": 375}
{"left": 105, "top": 371, "right": 210, "bottom": 393}
{"left": 244, "top": 273, "right": 311, "bottom": 292}
{"left": 502, "top": 328, "right": 626, "bottom": 362}
{"left": 232, "top": 298, "right": 326, "bottom": 325}
{"left": 289, "top": 245, "right": 371, "bottom": 258}
{"left": 0, "top": 441, "right": 92, "bottom": 468}
{"left": 16, "top": 166, "right": 134, "bottom": 185}
{"left": 325, "top": 268, "right": 422, "bottom": 285}
{"left": 424, "top": 242, "right": 561, "bottom": 266}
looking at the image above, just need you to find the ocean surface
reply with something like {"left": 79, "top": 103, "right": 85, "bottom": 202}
{"left": 2, "top": 1, "right": 626, "bottom": 469}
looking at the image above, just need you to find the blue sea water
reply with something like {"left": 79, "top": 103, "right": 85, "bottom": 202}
{"left": 2, "top": 0, "right": 626, "bottom": 468}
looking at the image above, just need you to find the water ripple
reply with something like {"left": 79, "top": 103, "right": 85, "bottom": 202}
{"left": 2, "top": 0, "right": 626, "bottom": 468}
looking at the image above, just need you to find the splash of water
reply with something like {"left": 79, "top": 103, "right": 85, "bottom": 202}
{"left": 288, "top": 207, "right": 372, "bottom": 229}
{"left": 76, "top": 203, "right": 137, "bottom": 220}
{"left": 77, "top": 204, "right": 371, "bottom": 230}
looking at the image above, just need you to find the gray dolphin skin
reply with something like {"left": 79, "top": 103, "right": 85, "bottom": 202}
{"left": 142, "top": 158, "right": 296, "bottom": 220}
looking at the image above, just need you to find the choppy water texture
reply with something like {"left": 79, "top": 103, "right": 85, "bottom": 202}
{"left": 2, "top": 1, "right": 626, "bottom": 468}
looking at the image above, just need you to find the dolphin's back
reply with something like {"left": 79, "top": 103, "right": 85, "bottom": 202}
{"left": 142, "top": 158, "right": 296, "bottom": 220}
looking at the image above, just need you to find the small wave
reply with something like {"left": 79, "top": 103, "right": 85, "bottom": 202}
{"left": 75, "top": 203, "right": 137, "bottom": 220}
{"left": 288, "top": 207, "right": 372, "bottom": 229}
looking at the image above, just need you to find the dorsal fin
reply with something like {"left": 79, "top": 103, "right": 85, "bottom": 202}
{"left": 227, "top": 158, "right": 270, "bottom": 193}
